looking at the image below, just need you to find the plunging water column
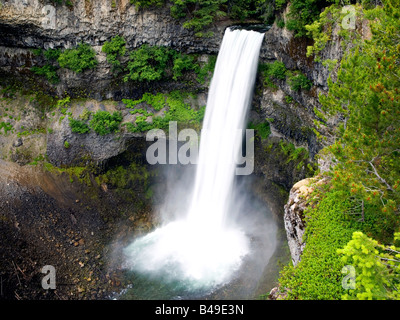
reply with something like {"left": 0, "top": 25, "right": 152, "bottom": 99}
{"left": 123, "top": 28, "right": 265, "bottom": 293}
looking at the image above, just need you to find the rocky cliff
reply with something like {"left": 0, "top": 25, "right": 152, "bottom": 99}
{"left": 0, "top": 1, "right": 342, "bottom": 160}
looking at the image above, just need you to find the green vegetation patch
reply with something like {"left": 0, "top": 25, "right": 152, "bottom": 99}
{"left": 123, "top": 91, "right": 205, "bottom": 133}
{"left": 69, "top": 118, "right": 90, "bottom": 134}
{"left": 279, "top": 189, "right": 357, "bottom": 299}
{"left": 58, "top": 43, "right": 98, "bottom": 73}
{"left": 248, "top": 121, "right": 271, "bottom": 139}
{"left": 89, "top": 110, "right": 123, "bottom": 136}
{"left": 102, "top": 35, "right": 126, "bottom": 73}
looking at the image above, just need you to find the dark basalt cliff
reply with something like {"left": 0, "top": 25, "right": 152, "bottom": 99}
{"left": 0, "top": 1, "right": 342, "bottom": 162}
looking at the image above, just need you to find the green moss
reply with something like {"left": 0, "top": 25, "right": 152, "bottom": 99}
{"left": 123, "top": 90, "right": 205, "bottom": 133}
{"left": 44, "top": 162, "right": 92, "bottom": 186}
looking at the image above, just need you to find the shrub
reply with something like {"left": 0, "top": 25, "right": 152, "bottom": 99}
{"left": 170, "top": 0, "right": 227, "bottom": 36}
{"left": 124, "top": 45, "right": 172, "bottom": 82}
{"left": 58, "top": 43, "right": 98, "bottom": 73}
{"left": 102, "top": 35, "right": 126, "bottom": 73}
{"left": 43, "top": 48, "right": 61, "bottom": 61}
{"left": 56, "top": 96, "right": 71, "bottom": 109}
{"left": 31, "top": 64, "right": 59, "bottom": 84}
{"left": 69, "top": 118, "right": 90, "bottom": 134}
{"left": 123, "top": 92, "right": 166, "bottom": 111}
{"left": 196, "top": 55, "right": 217, "bottom": 84}
{"left": 261, "top": 60, "right": 288, "bottom": 87}
{"left": 285, "top": 0, "right": 328, "bottom": 37}
{"left": 172, "top": 54, "right": 198, "bottom": 80}
{"left": 248, "top": 121, "right": 271, "bottom": 139}
{"left": 89, "top": 110, "right": 123, "bottom": 135}
{"left": 130, "top": 0, "right": 164, "bottom": 7}
{"left": 276, "top": 17, "right": 285, "bottom": 28}
{"left": 31, "top": 48, "right": 61, "bottom": 83}
{"left": 124, "top": 45, "right": 199, "bottom": 83}
{"left": 288, "top": 72, "right": 313, "bottom": 91}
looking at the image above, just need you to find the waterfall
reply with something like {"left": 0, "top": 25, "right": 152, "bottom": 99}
{"left": 123, "top": 28, "right": 265, "bottom": 292}
{"left": 187, "top": 28, "right": 265, "bottom": 230}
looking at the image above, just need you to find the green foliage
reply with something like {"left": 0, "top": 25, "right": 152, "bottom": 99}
{"left": 275, "top": 0, "right": 287, "bottom": 10}
{"left": 196, "top": 55, "right": 217, "bottom": 84}
{"left": 58, "top": 43, "right": 98, "bottom": 73}
{"left": 32, "top": 48, "right": 43, "bottom": 56}
{"left": 170, "top": 0, "right": 227, "bottom": 36}
{"left": 248, "top": 121, "right": 271, "bottom": 139}
{"left": 124, "top": 91, "right": 205, "bottom": 133}
{"left": 31, "top": 64, "right": 59, "bottom": 84}
{"left": 30, "top": 48, "right": 61, "bottom": 83}
{"left": 69, "top": 118, "right": 90, "bottom": 134}
{"left": 43, "top": 48, "right": 61, "bottom": 61}
{"left": 276, "top": 17, "right": 285, "bottom": 28}
{"left": 102, "top": 35, "right": 126, "bottom": 73}
{"left": 0, "top": 122, "right": 13, "bottom": 134}
{"left": 260, "top": 61, "right": 313, "bottom": 91}
{"left": 129, "top": 0, "right": 164, "bottom": 8}
{"left": 124, "top": 45, "right": 172, "bottom": 82}
{"left": 123, "top": 92, "right": 166, "bottom": 111}
{"left": 228, "top": 0, "right": 274, "bottom": 23}
{"left": 129, "top": 0, "right": 275, "bottom": 35}
{"left": 338, "top": 231, "right": 400, "bottom": 300}
{"left": 316, "top": 0, "right": 400, "bottom": 243}
{"left": 79, "top": 108, "right": 92, "bottom": 121}
{"left": 305, "top": 4, "right": 363, "bottom": 62}
{"left": 124, "top": 44, "right": 200, "bottom": 83}
{"left": 56, "top": 96, "right": 71, "bottom": 109}
{"left": 89, "top": 110, "right": 123, "bottom": 135}
{"left": 172, "top": 54, "right": 198, "bottom": 80}
{"left": 279, "top": 189, "right": 357, "bottom": 299}
{"left": 165, "top": 90, "right": 202, "bottom": 123}
{"left": 260, "top": 60, "right": 288, "bottom": 87}
{"left": 285, "top": 0, "right": 332, "bottom": 37}
{"left": 285, "top": 95, "right": 294, "bottom": 103}
{"left": 287, "top": 71, "right": 313, "bottom": 91}
{"left": 266, "top": 61, "right": 287, "bottom": 80}
{"left": 64, "top": 141, "right": 70, "bottom": 149}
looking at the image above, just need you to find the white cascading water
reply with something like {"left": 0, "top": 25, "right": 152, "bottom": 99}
{"left": 123, "top": 28, "right": 265, "bottom": 292}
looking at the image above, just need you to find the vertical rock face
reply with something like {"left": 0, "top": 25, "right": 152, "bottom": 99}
{"left": 283, "top": 178, "right": 313, "bottom": 266}
{"left": 0, "top": 0, "right": 226, "bottom": 98}
{"left": 0, "top": 1, "right": 345, "bottom": 166}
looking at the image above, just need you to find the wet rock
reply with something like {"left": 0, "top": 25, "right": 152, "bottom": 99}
{"left": 12, "top": 138, "right": 23, "bottom": 147}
